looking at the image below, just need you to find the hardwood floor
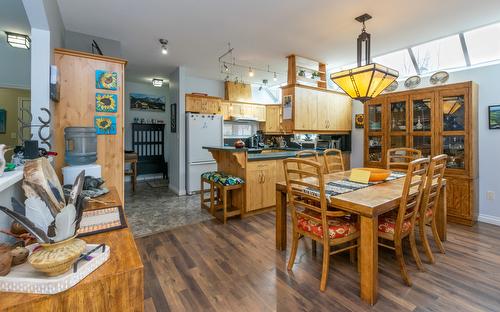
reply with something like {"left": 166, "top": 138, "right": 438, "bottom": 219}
{"left": 136, "top": 212, "right": 500, "bottom": 312}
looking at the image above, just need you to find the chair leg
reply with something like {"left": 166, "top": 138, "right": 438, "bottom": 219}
{"left": 312, "top": 240, "right": 317, "bottom": 256}
{"left": 319, "top": 242, "right": 330, "bottom": 291}
{"left": 222, "top": 188, "right": 228, "bottom": 224}
{"left": 410, "top": 227, "right": 425, "bottom": 271}
{"left": 357, "top": 238, "right": 361, "bottom": 273}
{"left": 287, "top": 230, "right": 300, "bottom": 271}
{"left": 200, "top": 179, "right": 205, "bottom": 210}
{"left": 209, "top": 184, "right": 216, "bottom": 216}
{"left": 431, "top": 219, "right": 445, "bottom": 254}
{"left": 395, "top": 240, "right": 411, "bottom": 286}
{"left": 420, "top": 218, "right": 435, "bottom": 264}
{"left": 349, "top": 241, "right": 356, "bottom": 264}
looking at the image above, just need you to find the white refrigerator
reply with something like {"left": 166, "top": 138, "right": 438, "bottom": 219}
{"left": 186, "top": 113, "right": 223, "bottom": 194}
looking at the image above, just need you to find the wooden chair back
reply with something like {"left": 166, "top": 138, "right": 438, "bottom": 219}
{"left": 420, "top": 154, "right": 447, "bottom": 219}
{"left": 387, "top": 148, "right": 422, "bottom": 171}
{"left": 283, "top": 158, "right": 348, "bottom": 240}
{"left": 323, "top": 148, "right": 344, "bottom": 173}
{"left": 394, "top": 157, "right": 429, "bottom": 239}
{"left": 296, "top": 150, "right": 320, "bottom": 178}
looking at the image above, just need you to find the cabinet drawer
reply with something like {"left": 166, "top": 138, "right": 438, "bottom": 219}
{"left": 248, "top": 160, "right": 276, "bottom": 171}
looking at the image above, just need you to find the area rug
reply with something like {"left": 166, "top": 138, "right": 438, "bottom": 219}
{"left": 124, "top": 182, "right": 214, "bottom": 237}
{"left": 146, "top": 179, "right": 169, "bottom": 188}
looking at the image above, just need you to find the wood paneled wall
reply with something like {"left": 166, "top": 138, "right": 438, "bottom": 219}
{"left": 53, "top": 49, "right": 127, "bottom": 202}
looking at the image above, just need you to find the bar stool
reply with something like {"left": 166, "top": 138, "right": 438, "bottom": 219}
{"left": 200, "top": 172, "right": 245, "bottom": 223}
{"left": 200, "top": 171, "right": 217, "bottom": 212}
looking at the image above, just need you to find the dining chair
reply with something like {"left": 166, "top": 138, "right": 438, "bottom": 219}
{"left": 378, "top": 157, "right": 429, "bottom": 286}
{"left": 387, "top": 148, "right": 422, "bottom": 171}
{"left": 284, "top": 158, "right": 360, "bottom": 291}
{"left": 323, "top": 148, "right": 344, "bottom": 174}
{"left": 418, "top": 154, "right": 447, "bottom": 263}
{"left": 296, "top": 150, "right": 321, "bottom": 178}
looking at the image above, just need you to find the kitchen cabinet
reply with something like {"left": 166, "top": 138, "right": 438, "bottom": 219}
{"left": 246, "top": 160, "right": 276, "bottom": 211}
{"left": 220, "top": 101, "right": 231, "bottom": 120}
{"left": 185, "top": 94, "right": 221, "bottom": 114}
{"left": 282, "top": 85, "right": 352, "bottom": 132}
{"left": 264, "top": 105, "right": 281, "bottom": 133}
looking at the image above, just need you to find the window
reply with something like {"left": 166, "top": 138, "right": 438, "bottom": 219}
{"left": 464, "top": 23, "right": 500, "bottom": 65}
{"left": 411, "top": 35, "right": 465, "bottom": 74}
{"left": 373, "top": 49, "right": 417, "bottom": 77}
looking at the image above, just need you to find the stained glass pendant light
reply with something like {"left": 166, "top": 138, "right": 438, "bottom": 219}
{"left": 330, "top": 14, "right": 399, "bottom": 103}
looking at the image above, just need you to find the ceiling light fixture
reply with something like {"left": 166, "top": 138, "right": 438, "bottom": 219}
{"left": 330, "top": 14, "right": 399, "bottom": 103}
{"left": 248, "top": 67, "right": 254, "bottom": 77}
{"left": 159, "top": 39, "right": 168, "bottom": 55}
{"left": 152, "top": 78, "right": 163, "bottom": 87}
{"left": 5, "top": 31, "right": 31, "bottom": 49}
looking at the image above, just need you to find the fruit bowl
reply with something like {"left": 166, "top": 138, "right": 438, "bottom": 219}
{"left": 357, "top": 168, "right": 391, "bottom": 182}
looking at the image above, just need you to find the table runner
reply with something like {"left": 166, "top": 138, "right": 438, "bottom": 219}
{"left": 303, "top": 172, "right": 406, "bottom": 200}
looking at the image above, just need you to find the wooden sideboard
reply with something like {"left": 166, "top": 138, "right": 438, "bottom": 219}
{"left": 363, "top": 81, "right": 478, "bottom": 225}
{"left": 0, "top": 187, "right": 144, "bottom": 312}
{"left": 53, "top": 49, "right": 127, "bottom": 202}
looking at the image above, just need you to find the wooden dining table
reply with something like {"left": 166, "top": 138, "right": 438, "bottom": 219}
{"left": 275, "top": 171, "right": 447, "bottom": 305}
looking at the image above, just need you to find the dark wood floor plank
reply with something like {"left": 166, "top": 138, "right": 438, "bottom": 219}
{"left": 137, "top": 213, "right": 500, "bottom": 312}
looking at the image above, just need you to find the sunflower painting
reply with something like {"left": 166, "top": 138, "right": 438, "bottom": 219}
{"left": 94, "top": 116, "right": 117, "bottom": 135}
{"left": 95, "top": 70, "right": 118, "bottom": 90}
{"left": 96, "top": 93, "right": 118, "bottom": 112}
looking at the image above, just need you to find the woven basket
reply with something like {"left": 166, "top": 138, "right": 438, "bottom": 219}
{"left": 28, "top": 237, "right": 86, "bottom": 276}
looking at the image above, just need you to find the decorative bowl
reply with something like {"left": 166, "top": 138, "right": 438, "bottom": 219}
{"left": 234, "top": 139, "right": 245, "bottom": 148}
{"left": 28, "top": 236, "right": 86, "bottom": 276}
{"left": 358, "top": 168, "right": 391, "bottom": 182}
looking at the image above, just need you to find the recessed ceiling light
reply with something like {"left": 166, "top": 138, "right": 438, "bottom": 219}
{"left": 5, "top": 31, "right": 30, "bottom": 49}
{"left": 159, "top": 38, "right": 168, "bottom": 55}
{"left": 152, "top": 78, "right": 163, "bottom": 87}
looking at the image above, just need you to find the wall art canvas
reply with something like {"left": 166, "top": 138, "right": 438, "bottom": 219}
{"left": 355, "top": 114, "right": 365, "bottom": 128}
{"left": 0, "top": 109, "right": 5, "bottom": 133}
{"left": 95, "top": 70, "right": 118, "bottom": 90}
{"left": 130, "top": 93, "right": 166, "bottom": 111}
{"left": 96, "top": 93, "right": 118, "bottom": 112}
{"left": 170, "top": 103, "right": 177, "bottom": 133}
{"left": 489, "top": 105, "right": 500, "bottom": 129}
{"left": 94, "top": 116, "right": 117, "bottom": 135}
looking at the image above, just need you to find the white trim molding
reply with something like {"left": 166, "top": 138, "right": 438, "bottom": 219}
{"left": 478, "top": 214, "right": 500, "bottom": 227}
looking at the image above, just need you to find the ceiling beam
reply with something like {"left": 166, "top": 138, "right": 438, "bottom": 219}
{"left": 459, "top": 32, "right": 471, "bottom": 67}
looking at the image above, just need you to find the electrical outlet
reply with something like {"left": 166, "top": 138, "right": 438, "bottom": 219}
{"left": 487, "top": 191, "right": 495, "bottom": 201}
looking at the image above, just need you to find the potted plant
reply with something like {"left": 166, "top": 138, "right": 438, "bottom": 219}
{"left": 298, "top": 69, "right": 306, "bottom": 77}
{"left": 311, "top": 71, "right": 320, "bottom": 80}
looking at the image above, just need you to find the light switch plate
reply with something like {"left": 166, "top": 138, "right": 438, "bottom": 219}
{"left": 487, "top": 191, "right": 495, "bottom": 201}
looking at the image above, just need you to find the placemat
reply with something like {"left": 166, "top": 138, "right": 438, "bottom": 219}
{"left": 304, "top": 172, "right": 406, "bottom": 200}
{"left": 77, "top": 206, "right": 127, "bottom": 237}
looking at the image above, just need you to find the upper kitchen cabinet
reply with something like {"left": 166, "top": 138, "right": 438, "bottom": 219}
{"left": 185, "top": 94, "right": 221, "bottom": 114}
{"left": 263, "top": 105, "right": 281, "bottom": 134}
{"left": 287, "top": 55, "right": 327, "bottom": 89}
{"left": 282, "top": 85, "right": 352, "bottom": 132}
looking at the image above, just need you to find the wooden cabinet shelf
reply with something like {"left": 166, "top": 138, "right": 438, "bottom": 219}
{"left": 364, "top": 81, "right": 478, "bottom": 225}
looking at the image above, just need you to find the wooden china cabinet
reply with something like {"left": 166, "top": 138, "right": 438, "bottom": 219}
{"left": 364, "top": 81, "right": 478, "bottom": 225}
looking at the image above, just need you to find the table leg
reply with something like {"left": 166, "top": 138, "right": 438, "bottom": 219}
{"left": 276, "top": 190, "right": 287, "bottom": 251}
{"left": 435, "top": 184, "right": 447, "bottom": 241}
{"left": 360, "top": 215, "right": 378, "bottom": 305}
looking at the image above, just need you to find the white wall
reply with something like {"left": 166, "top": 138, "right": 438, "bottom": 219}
{"left": 124, "top": 80, "right": 169, "bottom": 155}
{"left": 184, "top": 75, "right": 224, "bottom": 97}
{"left": 350, "top": 100, "right": 364, "bottom": 168}
{"left": 351, "top": 63, "right": 500, "bottom": 224}
{"left": 65, "top": 30, "right": 122, "bottom": 57}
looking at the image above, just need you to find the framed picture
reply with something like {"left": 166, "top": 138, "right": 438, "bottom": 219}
{"left": 283, "top": 95, "right": 292, "bottom": 120}
{"left": 95, "top": 70, "right": 118, "bottom": 90}
{"left": 489, "top": 105, "right": 500, "bottom": 129}
{"left": 94, "top": 116, "right": 117, "bottom": 135}
{"left": 0, "top": 109, "right": 5, "bottom": 133}
{"left": 355, "top": 114, "right": 365, "bottom": 128}
{"left": 96, "top": 93, "right": 118, "bottom": 112}
{"left": 170, "top": 103, "right": 177, "bottom": 133}
{"left": 130, "top": 93, "right": 166, "bottom": 111}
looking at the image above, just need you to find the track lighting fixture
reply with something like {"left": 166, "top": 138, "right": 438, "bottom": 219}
{"left": 273, "top": 72, "right": 278, "bottom": 81}
{"left": 248, "top": 67, "right": 254, "bottom": 77}
{"left": 159, "top": 39, "right": 168, "bottom": 55}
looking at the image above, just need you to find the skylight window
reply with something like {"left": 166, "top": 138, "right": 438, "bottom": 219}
{"left": 464, "top": 23, "right": 500, "bottom": 65}
{"left": 411, "top": 35, "right": 465, "bottom": 74}
{"left": 373, "top": 49, "right": 417, "bottom": 77}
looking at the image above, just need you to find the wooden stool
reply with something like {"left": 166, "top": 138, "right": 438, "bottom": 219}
{"left": 200, "top": 173, "right": 215, "bottom": 212}
{"left": 212, "top": 182, "right": 243, "bottom": 224}
{"left": 125, "top": 152, "right": 138, "bottom": 192}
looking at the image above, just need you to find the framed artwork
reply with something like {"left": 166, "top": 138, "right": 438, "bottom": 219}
{"left": 95, "top": 70, "right": 118, "bottom": 90}
{"left": 355, "top": 114, "right": 365, "bottom": 128}
{"left": 170, "top": 103, "right": 177, "bottom": 133}
{"left": 0, "top": 109, "right": 5, "bottom": 133}
{"left": 489, "top": 105, "right": 500, "bottom": 129}
{"left": 283, "top": 95, "right": 292, "bottom": 120}
{"left": 94, "top": 116, "right": 117, "bottom": 135}
{"left": 96, "top": 93, "right": 118, "bottom": 112}
{"left": 130, "top": 93, "right": 166, "bottom": 111}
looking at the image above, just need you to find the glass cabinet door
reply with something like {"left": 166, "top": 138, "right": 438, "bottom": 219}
{"left": 390, "top": 135, "right": 406, "bottom": 148}
{"left": 368, "top": 104, "right": 383, "bottom": 131}
{"left": 442, "top": 95, "right": 465, "bottom": 131}
{"left": 368, "top": 136, "right": 384, "bottom": 162}
{"left": 390, "top": 101, "right": 407, "bottom": 131}
{"left": 412, "top": 98, "right": 432, "bottom": 132}
{"left": 412, "top": 136, "right": 432, "bottom": 157}
{"left": 443, "top": 135, "right": 465, "bottom": 169}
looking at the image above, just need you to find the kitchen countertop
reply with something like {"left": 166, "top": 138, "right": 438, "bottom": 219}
{"left": 247, "top": 150, "right": 327, "bottom": 161}
{"left": 203, "top": 146, "right": 351, "bottom": 161}
{"left": 203, "top": 146, "right": 248, "bottom": 152}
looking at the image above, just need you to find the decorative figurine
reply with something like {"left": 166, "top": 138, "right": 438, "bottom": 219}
{"left": 0, "top": 144, "right": 13, "bottom": 176}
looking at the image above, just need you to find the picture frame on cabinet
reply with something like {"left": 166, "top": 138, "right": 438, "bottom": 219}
{"left": 489, "top": 105, "right": 500, "bottom": 129}
{"left": 96, "top": 93, "right": 118, "bottom": 112}
{"left": 170, "top": 103, "right": 177, "bottom": 133}
{"left": 283, "top": 95, "right": 292, "bottom": 120}
{"left": 94, "top": 116, "right": 117, "bottom": 135}
{"left": 95, "top": 70, "right": 118, "bottom": 90}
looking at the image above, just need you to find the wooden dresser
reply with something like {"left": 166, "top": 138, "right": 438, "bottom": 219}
{"left": 0, "top": 187, "right": 144, "bottom": 312}
{"left": 363, "top": 81, "right": 478, "bottom": 225}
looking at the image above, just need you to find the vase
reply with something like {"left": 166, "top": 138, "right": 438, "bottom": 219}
{"left": 28, "top": 236, "right": 86, "bottom": 276}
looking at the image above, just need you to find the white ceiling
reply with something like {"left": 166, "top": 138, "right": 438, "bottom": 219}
{"left": 57, "top": 0, "right": 500, "bottom": 84}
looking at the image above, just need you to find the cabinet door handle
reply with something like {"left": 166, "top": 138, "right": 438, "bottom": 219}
{"left": 259, "top": 172, "right": 263, "bottom": 183}
{"left": 262, "top": 173, "right": 266, "bottom": 183}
